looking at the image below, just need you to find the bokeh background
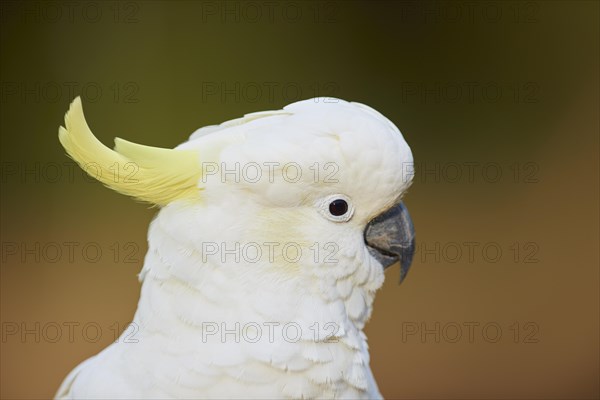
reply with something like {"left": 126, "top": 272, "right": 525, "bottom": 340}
{"left": 1, "top": 1, "right": 598, "bottom": 399}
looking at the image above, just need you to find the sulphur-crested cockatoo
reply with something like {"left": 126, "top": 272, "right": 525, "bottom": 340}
{"left": 55, "top": 97, "right": 415, "bottom": 399}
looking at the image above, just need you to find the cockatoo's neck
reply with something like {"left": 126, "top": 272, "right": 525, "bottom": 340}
{"left": 136, "top": 214, "right": 385, "bottom": 335}
{"left": 129, "top": 218, "right": 385, "bottom": 398}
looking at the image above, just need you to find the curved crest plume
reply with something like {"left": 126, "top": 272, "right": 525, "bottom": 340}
{"left": 58, "top": 97, "right": 202, "bottom": 206}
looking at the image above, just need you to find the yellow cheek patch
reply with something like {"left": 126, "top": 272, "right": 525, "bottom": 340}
{"left": 246, "top": 209, "right": 306, "bottom": 273}
{"left": 58, "top": 97, "right": 203, "bottom": 206}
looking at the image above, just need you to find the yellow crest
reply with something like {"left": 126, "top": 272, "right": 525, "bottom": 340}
{"left": 58, "top": 97, "right": 202, "bottom": 206}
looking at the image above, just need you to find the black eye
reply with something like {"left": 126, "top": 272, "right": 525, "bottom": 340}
{"left": 329, "top": 199, "right": 348, "bottom": 216}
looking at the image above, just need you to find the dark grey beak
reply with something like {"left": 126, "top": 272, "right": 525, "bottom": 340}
{"left": 364, "top": 202, "right": 415, "bottom": 283}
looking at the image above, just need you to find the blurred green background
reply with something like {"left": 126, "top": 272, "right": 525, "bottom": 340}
{"left": 1, "top": 1, "right": 598, "bottom": 398}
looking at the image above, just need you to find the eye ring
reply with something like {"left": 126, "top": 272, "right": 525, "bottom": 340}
{"left": 317, "top": 194, "right": 354, "bottom": 222}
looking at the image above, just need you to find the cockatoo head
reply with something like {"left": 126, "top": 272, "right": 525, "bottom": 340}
{"left": 59, "top": 97, "right": 414, "bottom": 326}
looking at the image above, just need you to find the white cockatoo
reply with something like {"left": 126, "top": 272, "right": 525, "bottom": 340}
{"left": 55, "top": 97, "right": 415, "bottom": 399}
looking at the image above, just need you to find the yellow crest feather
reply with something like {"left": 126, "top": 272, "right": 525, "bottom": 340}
{"left": 58, "top": 97, "right": 202, "bottom": 206}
